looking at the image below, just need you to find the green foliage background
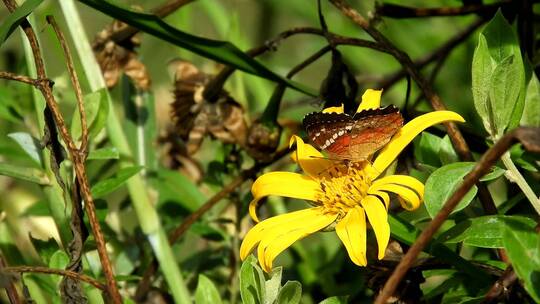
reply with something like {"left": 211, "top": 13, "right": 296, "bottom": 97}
{"left": 0, "top": 0, "right": 539, "bottom": 303}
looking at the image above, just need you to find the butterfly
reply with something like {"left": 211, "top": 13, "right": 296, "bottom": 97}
{"left": 303, "top": 106, "right": 404, "bottom": 161}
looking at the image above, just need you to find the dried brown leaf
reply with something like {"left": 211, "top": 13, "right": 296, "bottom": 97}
{"left": 170, "top": 61, "right": 247, "bottom": 155}
{"left": 92, "top": 20, "right": 150, "bottom": 90}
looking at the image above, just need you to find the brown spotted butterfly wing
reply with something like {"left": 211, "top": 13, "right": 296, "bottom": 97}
{"left": 303, "top": 106, "right": 404, "bottom": 161}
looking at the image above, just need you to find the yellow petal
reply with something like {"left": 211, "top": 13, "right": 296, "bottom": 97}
{"left": 257, "top": 208, "right": 335, "bottom": 272}
{"left": 369, "top": 183, "right": 421, "bottom": 210}
{"left": 249, "top": 172, "right": 320, "bottom": 222}
{"left": 371, "top": 111, "right": 465, "bottom": 179}
{"left": 322, "top": 105, "right": 344, "bottom": 113}
{"left": 371, "top": 175, "right": 424, "bottom": 200}
{"left": 290, "top": 135, "right": 333, "bottom": 178}
{"left": 366, "top": 190, "right": 390, "bottom": 210}
{"left": 240, "top": 208, "right": 321, "bottom": 260}
{"left": 336, "top": 206, "right": 367, "bottom": 266}
{"left": 357, "top": 89, "right": 382, "bottom": 112}
{"left": 360, "top": 195, "right": 389, "bottom": 260}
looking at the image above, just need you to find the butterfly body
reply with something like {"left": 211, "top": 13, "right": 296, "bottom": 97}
{"left": 303, "top": 106, "right": 404, "bottom": 161}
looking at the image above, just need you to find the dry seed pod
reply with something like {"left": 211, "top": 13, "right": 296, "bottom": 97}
{"left": 92, "top": 20, "right": 150, "bottom": 90}
{"left": 170, "top": 61, "right": 247, "bottom": 155}
{"left": 246, "top": 120, "right": 282, "bottom": 162}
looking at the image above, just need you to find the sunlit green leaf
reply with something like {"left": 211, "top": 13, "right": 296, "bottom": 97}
{"left": 503, "top": 220, "right": 540, "bottom": 302}
{"left": 195, "top": 274, "right": 223, "bottom": 304}
{"left": 424, "top": 163, "right": 479, "bottom": 218}
{"left": 488, "top": 55, "right": 523, "bottom": 134}
{"left": 471, "top": 34, "right": 495, "bottom": 135}
{"left": 438, "top": 215, "right": 536, "bottom": 248}
{"left": 87, "top": 147, "right": 119, "bottom": 160}
{"left": 521, "top": 72, "right": 540, "bottom": 127}
{"left": 70, "top": 88, "right": 109, "bottom": 140}
{"left": 276, "top": 281, "right": 301, "bottom": 304}
{"left": 91, "top": 166, "right": 143, "bottom": 198}
{"left": 264, "top": 267, "right": 282, "bottom": 304}
{"left": 240, "top": 255, "right": 266, "bottom": 304}
{"left": 0, "top": 162, "right": 49, "bottom": 184}
{"left": 0, "top": 0, "right": 43, "bottom": 45}
{"left": 8, "top": 132, "right": 43, "bottom": 167}
{"left": 318, "top": 296, "right": 349, "bottom": 304}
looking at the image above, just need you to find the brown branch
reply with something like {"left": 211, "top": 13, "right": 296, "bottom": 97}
{"left": 203, "top": 26, "right": 386, "bottom": 103}
{"left": 2, "top": 266, "right": 106, "bottom": 291}
{"left": 286, "top": 46, "right": 332, "bottom": 79}
{"left": 331, "top": 0, "right": 500, "bottom": 231}
{"left": 1, "top": 1, "right": 121, "bottom": 302}
{"left": 374, "top": 127, "right": 540, "bottom": 304}
{"left": 47, "top": 16, "right": 89, "bottom": 155}
{"left": 378, "top": 18, "right": 485, "bottom": 90}
{"left": 134, "top": 147, "right": 290, "bottom": 300}
{"left": 375, "top": 1, "right": 512, "bottom": 19}
{"left": 482, "top": 266, "right": 518, "bottom": 303}
{"left": 0, "top": 254, "right": 21, "bottom": 304}
{"left": 0, "top": 71, "right": 40, "bottom": 86}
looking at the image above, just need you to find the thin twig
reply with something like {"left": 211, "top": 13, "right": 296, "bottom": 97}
{"left": 0, "top": 254, "right": 21, "bottom": 304}
{"left": 375, "top": 1, "right": 512, "bottom": 18}
{"left": 2, "top": 1, "right": 121, "bottom": 302}
{"left": 2, "top": 266, "right": 106, "bottom": 291}
{"left": 203, "top": 26, "right": 387, "bottom": 103}
{"left": 0, "top": 71, "right": 40, "bottom": 86}
{"left": 286, "top": 46, "right": 332, "bottom": 79}
{"left": 330, "top": 0, "right": 500, "bottom": 230}
{"left": 482, "top": 266, "right": 518, "bottom": 303}
{"left": 134, "top": 147, "right": 290, "bottom": 300}
{"left": 46, "top": 16, "right": 89, "bottom": 155}
{"left": 374, "top": 127, "right": 540, "bottom": 304}
{"left": 378, "top": 18, "right": 485, "bottom": 90}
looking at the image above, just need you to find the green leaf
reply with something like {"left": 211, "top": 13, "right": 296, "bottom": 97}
{"left": 49, "top": 250, "right": 69, "bottom": 269}
{"left": 151, "top": 169, "right": 206, "bottom": 212}
{"left": 195, "top": 274, "right": 223, "bottom": 304}
{"left": 438, "top": 215, "right": 536, "bottom": 248}
{"left": 87, "top": 147, "right": 119, "bottom": 160}
{"left": 190, "top": 222, "right": 227, "bottom": 241}
{"left": 29, "top": 236, "right": 58, "bottom": 265}
{"left": 438, "top": 135, "right": 459, "bottom": 165}
{"left": 71, "top": 88, "right": 109, "bottom": 140}
{"left": 473, "top": 10, "right": 525, "bottom": 136}
{"left": 0, "top": 162, "right": 49, "bottom": 184}
{"left": 78, "top": 0, "right": 316, "bottom": 96}
{"left": 276, "top": 281, "right": 302, "bottom": 304}
{"left": 264, "top": 267, "right": 282, "bottom": 304}
{"left": 414, "top": 132, "right": 442, "bottom": 167}
{"left": 482, "top": 10, "right": 520, "bottom": 63}
{"left": 91, "top": 166, "right": 143, "bottom": 198}
{"left": 8, "top": 132, "right": 43, "bottom": 167}
{"left": 503, "top": 220, "right": 540, "bottom": 302}
{"left": 424, "top": 162, "right": 479, "bottom": 218}
{"left": 471, "top": 34, "right": 495, "bottom": 135}
{"left": 521, "top": 72, "right": 540, "bottom": 127}
{"left": 49, "top": 250, "right": 69, "bottom": 286}
{"left": 319, "top": 296, "right": 349, "bottom": 304}
{"left": 0, "top": 0, "right": 43, "bottom": 45}
{"left": 240, "top": 255, "right": 266, "bottom": 304}
{"left": 488, "top": 54, "right": 524, "bottom": 134}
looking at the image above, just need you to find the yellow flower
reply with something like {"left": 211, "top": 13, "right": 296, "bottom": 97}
{"left": 240, "top": 89, "right": 464, "bottom": 272}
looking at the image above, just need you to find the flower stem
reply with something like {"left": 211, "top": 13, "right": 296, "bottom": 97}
{"left": 501, "top": 152, "right": 540, "bottom": 215}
